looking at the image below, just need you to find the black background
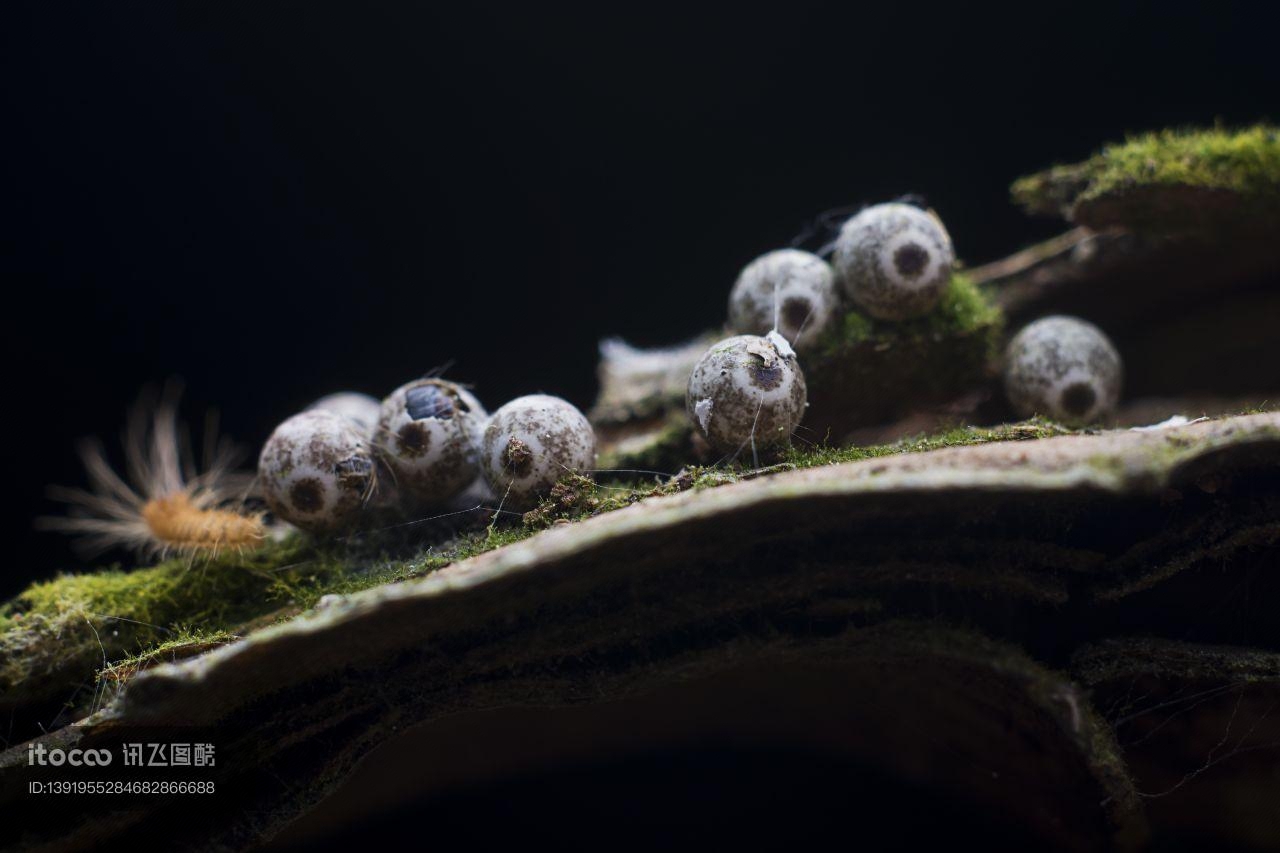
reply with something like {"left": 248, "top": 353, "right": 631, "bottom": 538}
{"left": 3, "top": 2, "right": 1276, "bottom": 594}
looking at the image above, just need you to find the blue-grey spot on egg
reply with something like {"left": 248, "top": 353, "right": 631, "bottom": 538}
{"left": 405, "top": 385, "right": 456, "bottom": 420}
{"left": 685, "top": 334, "right": 806, "bottom": 455}
{"left": 750, "top": 361, "right": 785, "bottom": 390}
{"left": 334, "top": 455, "right": 373, "bottom": 492}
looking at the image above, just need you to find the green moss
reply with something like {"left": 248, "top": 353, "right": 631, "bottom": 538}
{"left": 8, "top": 538, "right": 310, "bottom": 637}
{"left": 0, "top": 538, "right": 333, "bottom": 712}
{"left": 1012, "top": 125, "right": 1280, "bottom": 231}
{"left": 820, "top": 271, "right": 1001, "bottom": 356}
{"left": 528, "top": 419, "right": 1071, "bottom": 529}
{"left": 595, "top": 413, "right": 696, "bottom": 478}
{"left": 0, "top": 522, "right": 538, "bottom": 717}
{"left": 805, "top": 273, "right": 1003, "bottom": 431}
{"left": 521, "top": 473, "right": 657, "bottom": 529}
{"left": 308, "top": 525, "right": 534, "bottom": 600}
{"left": 1080, "top": 125, "right": 1280, "bottom": 200}
{"left": 834, "top": 310, "right": 874, "bottom": 345}
{"left": 2, "top": 414, "right": 1070, "bottom": 727}
{"left": 1, "top": 538, "right": 311, "bottom": 695}
{"left": 99, "top": 628, "right": 240, "bottom": 685}
{"left": 783, "top": 419, "right": 1068, "bottom": 467}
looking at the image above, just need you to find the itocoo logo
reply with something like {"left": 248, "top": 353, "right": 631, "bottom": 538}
{"left": 27, "top": 743, "right": 113, "bottom": 766}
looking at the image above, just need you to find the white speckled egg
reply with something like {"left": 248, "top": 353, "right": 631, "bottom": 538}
{"left": 728, "top": 249, "right": 840, "bottom": 350}
{"left": 258, "top": 410, "right": 374, "bottom": 533}
{"left": 1004, "top": 315, "right": 1122, "bottom": 425}
{"left": 686, "top": 333, "right": 807, "bottom": 456}
{"left": 376, "top": 379, "right": 487, "bottom": 508}
{"left": 307, "top": 392, "right": 382, "bottom": 434}
{"left": 481, "top": 395, "right": 596, "bottom": 510}
{"left": 832, "top": 202, "right": 955, "bottom": 321}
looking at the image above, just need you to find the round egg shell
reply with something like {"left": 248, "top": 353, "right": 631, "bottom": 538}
{"left": 833, "top": 202, "right": 955, "bottom": 321}
{"left": 258, "top": 409, "right": 374, "bottom": 533}
{"left": 686, "top": 333, "right": 807, "bottom": 456}
{"left": 377, "top": 379, "right": 487, "bottom": 507}
{"left": 481, "top": 394, "right": 596, "bottom": 510}
{"left": 1003, "top": 315, "right": 1123, "bottom": 425}
{"left": 728, "top": 249, "right": 839, "bottom": 350}
{"left": 307, "top": 391, "right": 382, "bottom": 434}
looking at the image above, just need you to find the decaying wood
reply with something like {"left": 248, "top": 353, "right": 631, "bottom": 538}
{"left": 4, "top": 414, "right": 1280, "bottom": 850}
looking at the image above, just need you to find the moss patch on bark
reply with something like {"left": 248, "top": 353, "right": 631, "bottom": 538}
{"left": 1012, "top": 125, "right": 1280, "bottom": 233}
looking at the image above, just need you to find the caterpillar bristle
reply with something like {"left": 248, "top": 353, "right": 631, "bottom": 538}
{"left": 139, "top": 494, "right": 265, "bottom": 558}
{"left": 38, "top": 387, "right": 267, "bottom": 562}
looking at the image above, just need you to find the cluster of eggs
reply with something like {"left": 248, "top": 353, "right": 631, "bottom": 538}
{"left": 260, "top": 203, "right": 1127, "bottom": 533}
{"left": 688, "top": 201, "right": 1126, "bottom": 454}
{"left": 258, "top": 382, "right": 596, "bottom": 533}
{"left": 726, "top": 202, "right": 956, "bottom": 352}
{"left": 688, "top": 202, "right": 958, "bottom": 455}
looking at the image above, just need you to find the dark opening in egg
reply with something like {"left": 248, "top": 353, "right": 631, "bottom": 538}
{"left": 1060, "top": 382, "right": 1098, "bottom": 418}
{"left": 893, "top": 243, "right": 929, "bottom": 278}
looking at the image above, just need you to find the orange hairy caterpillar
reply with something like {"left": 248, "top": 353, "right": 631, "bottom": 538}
{"left": 39, "top": 389, "right": 266, "bottom": 561}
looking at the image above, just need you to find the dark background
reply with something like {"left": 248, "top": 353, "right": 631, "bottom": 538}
{"left": 3, "top": 2, "right": 1275, "bottom": 594}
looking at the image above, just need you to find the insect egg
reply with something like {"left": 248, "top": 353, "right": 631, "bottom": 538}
{"left": 685, "top": 333, "right": 807, "bottom": 457}
{"left": 832, "top": 202, "right": 955, "bottom": 321}
{"left": 376, "top": 378, "right": 487, "bottom": 508}
{"left": 481, "top": 395, "right": 596, "bottom": 510}
{"left": 307, "top": 392, "right": 382, "bottom": 434}
{"left": 727, "top": 249, "right": 839, "bottom": 349}
{"left": 1003, "top": 315, "right": 1123, "bottom": 425}
{"left": 258, "top": 409, "right": 375, "bottom": 533}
